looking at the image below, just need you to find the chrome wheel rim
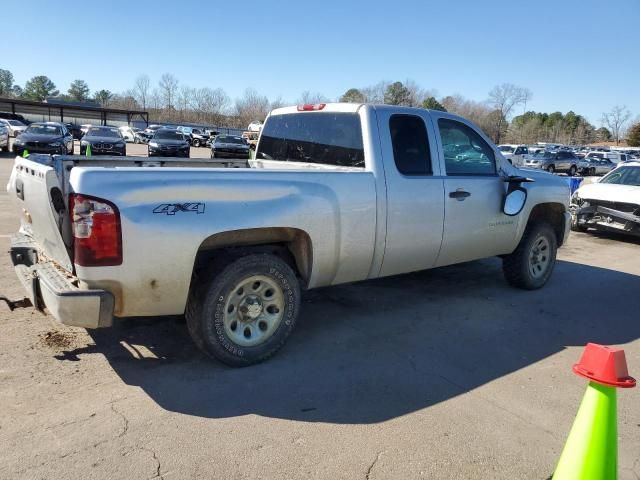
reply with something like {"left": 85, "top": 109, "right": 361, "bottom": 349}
{"left": 529, "top": 235, "right": 551, "bottom": 279}
{"left": 223, "top": 275, "right": 285, "bottom": 347}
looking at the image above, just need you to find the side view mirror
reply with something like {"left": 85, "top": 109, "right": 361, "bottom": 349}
{"left": 502, "top": 176, "right": 533, "bottom": 216}
{"left": 503, "top": 187, "right": 527, "bottom": 216}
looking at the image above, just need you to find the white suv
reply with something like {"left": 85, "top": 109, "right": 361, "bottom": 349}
{"left": 498, "top": 144, "right": 529, "bottom": 166}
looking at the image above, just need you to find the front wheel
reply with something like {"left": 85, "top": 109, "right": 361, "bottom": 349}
{"left": 192, "top": 139, "right": 201, "bottom": 148}
{"left": 546, "top": 165, "right": 555, "bottom": 173}
{"left": 186, "top": 254, "right": 301, "bottom": 367}
{"left": 568, "top": 165, "right": 577, "bottom": 176}
{"left": 502, "top": 223, "right": 557, "bottom": 290}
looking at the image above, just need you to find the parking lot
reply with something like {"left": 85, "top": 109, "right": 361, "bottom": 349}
{"left": 0, "top": 146, "right": 638, "bottom": 479}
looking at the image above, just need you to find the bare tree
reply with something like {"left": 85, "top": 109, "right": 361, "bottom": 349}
{"left": 193, "top": 87, "right": 231, "bottom": 124}
{"left": 149, "top": 88, "right": 162, "bottom": 111}
{"left": 297, "top": 91, "right": 329, "bottom": 104}
{"left": 234, "top": 88, "right": 270, "bottom": 129}
{"left": 177, "top": 85, "right": 195, "bottom": 121}
{"left": 602, "top": 105, "right": 631, "bottom": 145}
{"left": 270, "top": 96, "right": 287, "bottom": 110}
{"left": 487, "top": 83, "right": 531, "bottom": 143}
{"left": 133, "top": 75, "right": 151, "bottom": 110}
{"left": 158, "top": 73, "right": 179, "bottom": 109}
{"left": 361, "top": 81, "right": 389, "bottom": 104}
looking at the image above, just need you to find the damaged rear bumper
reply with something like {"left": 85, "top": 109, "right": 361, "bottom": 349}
{"left": 9, "top": 234, "right": 114, "bottom": 328}
{"left": 572, "top": 204, "right": 640, "bottom": 236}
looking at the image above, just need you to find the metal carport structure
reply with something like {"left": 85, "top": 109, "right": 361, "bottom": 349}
{"left": 0, "top": 97, "right": 148, "bottom": 127}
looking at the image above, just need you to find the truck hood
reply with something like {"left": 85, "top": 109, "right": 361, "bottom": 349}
{"left": 576, "top": 182, "right": 640, "bottom": 204}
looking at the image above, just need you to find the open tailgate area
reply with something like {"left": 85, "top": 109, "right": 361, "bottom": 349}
{"left": 7, "top": 156, "right": 73, "bottom": 272}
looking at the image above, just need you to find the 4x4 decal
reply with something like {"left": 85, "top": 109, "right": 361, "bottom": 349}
{"left": 153, "top": 203, "right": 205, "bottom": 215}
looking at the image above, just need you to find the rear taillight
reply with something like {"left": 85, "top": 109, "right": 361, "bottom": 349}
{"left": 70, "top": 193, "right": 122, "bottom": 266}
{"left": 297, "top": 103, "right": 326, "bottom": 111}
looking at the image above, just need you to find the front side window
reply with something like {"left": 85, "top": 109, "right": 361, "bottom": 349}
{"left": 257, "top": 112, "right": 364, "bottom": 168}
{"left": 438, "top": 119, "right": 496, "bottom": 175}
{"left": 389, "top": 114, "right": 431, "bottom": 175}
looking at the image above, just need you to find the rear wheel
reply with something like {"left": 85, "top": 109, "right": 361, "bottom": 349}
{"left": 546, "top": 165, "right": 555, "bottom": 173}
{"left": 186, "top": 254, "right": 301, "bottom": 367}
{"left": 568, "top": 165, "right": 577, "bottom": 176}
{"left": 503, "top": 222, "right": 557, "bottom": 290}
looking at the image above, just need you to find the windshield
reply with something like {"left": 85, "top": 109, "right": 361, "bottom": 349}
{"left": 25, "top": 124, "right": 62, "bottom": 136}
{"left": 533, "top": 152, "right": 553, "bottom": 159}
{"left": 7, "top": 120, "right": 24, "bottom": 126}
{"left": 600, "top": 167, "right": 640, "bottom": 186}
{"left": 499, "top": 146, "right": 514, "bottom": 153}
{"left": 154, "top": 130, "right": 184, "bottom": 140}
{"left": 587, "top": 153, "right": 604, "bottom": 159}
{"left": 216, "top": 136, "right": 245, "bottom": 145}
{"left": 86, "top": 127, "right": 121, "bottom": 138}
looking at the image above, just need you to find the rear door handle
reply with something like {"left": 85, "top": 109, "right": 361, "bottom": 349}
{"left": 449, "top": 190, "right": 471, "bottom": 200}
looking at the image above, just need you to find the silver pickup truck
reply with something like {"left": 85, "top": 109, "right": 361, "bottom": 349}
{"left": 5, "top": 103, "right": 571, "bottom": 366}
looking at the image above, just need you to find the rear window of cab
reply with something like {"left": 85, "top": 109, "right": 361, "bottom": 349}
{"left": 257, "top": 112, "right": 364, "bottom": 168}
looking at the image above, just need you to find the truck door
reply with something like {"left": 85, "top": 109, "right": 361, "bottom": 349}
{"left": 376, "top": 109, "right": 445, "bottom": 277}
{"left": 432, "top": 116, "right": 518, "bottom": 266}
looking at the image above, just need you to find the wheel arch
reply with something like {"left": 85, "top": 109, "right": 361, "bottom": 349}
{"left": 525, "top": 202, "right": 567, "bottom": 246}
{"left": 192, "top": 227, "right": 314, "bottom": 286}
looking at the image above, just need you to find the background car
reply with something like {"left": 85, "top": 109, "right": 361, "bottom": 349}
{"left": 119, "top": 126, "right": 145, "bottom": 143}
{"left": 148, "top": 128, "right": 190, "bottom": 157}
{"left": 12, "top": 122, "right": 74, "bottom": 156}
{"left": 210, "top": 135, "right": 250, "bottom": 159}
{"left": 80, "top": 126, "right": 127, "bottom": 156}
{"left": 498, "top": 144, "right": 529, "bottom": 166}
{"left": 523, "top": 151, "right": 578, "bottom": 175}
{"left": 0, "top": 125, "right": 9, "bottom": 152}
{"left": 571, "top": 162, "right": 640, "bottom": 235}
{"left": 247, "top": 121, "right": 263, "bottom": 132}
{"left": 577, "top": 157, "right": 616, "bottom": 176}
{"left": 64, "top": 122, "right": 83, "bottom": 140}
{"left": 0, "top": 119, "right": 28, "bottom": 137}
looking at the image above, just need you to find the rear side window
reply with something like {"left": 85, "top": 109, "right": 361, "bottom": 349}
{"left": 438, "top": 119, "right": 496, "bottom": 176}
{"left": 390, "top": 114, "right": 432, "bottom": 175}
{"left": 257, "top": 112, "right": 364, "bottom": 168}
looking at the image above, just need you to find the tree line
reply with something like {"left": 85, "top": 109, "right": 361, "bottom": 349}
{"left": 0, "top": 68, "right": 637, "bottom": 144}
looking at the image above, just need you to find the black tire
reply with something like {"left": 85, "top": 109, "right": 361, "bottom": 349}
{"left": 590, "top": 167, "right": 596, "bottom": 176}
{"left": 502, "top": 222, "right": 557, "bottom": 290}
{"left": 193, "top": 139, "right": 201, "bottom": 148}
{"left": 186, "top": 254, "right": 301, "bottom": 367}
{"left": 568, "top": 165, "right": 577, "bottom": 176}
{"left": 210, "top": 151, "right": 215, "bottom": 159}
{"left": 546, "top": 165, "right": 555, "bottom": 173}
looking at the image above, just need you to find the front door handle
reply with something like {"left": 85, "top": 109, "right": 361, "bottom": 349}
{"left": 449, "top": 189, "right": 471, "bottom": 200}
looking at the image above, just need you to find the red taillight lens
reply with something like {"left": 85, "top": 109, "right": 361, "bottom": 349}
{"left": 70, "top": 193, "right": 122, "bottom": 266}
{"left": 297, "top": 103, "right": 326, "bottom": 111}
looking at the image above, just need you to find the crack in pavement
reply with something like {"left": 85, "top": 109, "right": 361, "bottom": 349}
{"left": 138, "top": 446, "right": 164, "bottom": 480}
{"left": 110, "top": 403, "right": 129, "bottom": 438}
{"left": 365, "top": 451, "right": 383, "bottom": 480}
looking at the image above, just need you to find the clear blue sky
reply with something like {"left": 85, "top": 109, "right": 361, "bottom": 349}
{"left": 3, "top": 0, "right": 638, "bottom": 125}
